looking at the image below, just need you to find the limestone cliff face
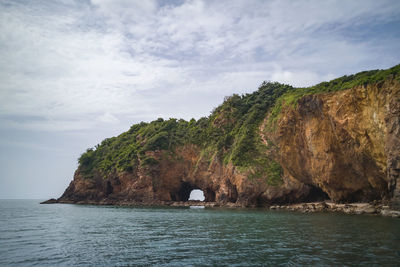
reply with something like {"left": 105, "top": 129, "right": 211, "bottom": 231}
{"left": 58, "top": 79, "right": 400, "bottom": 208}
{"left": 272, "top": 78, "right": 400, "bottom": 205}
{"left": 60, "top": 144, "right": 311, "bottom": 206}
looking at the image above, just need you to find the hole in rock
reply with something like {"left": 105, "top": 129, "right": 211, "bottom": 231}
{"left": 305, "top": 186, "right": 330, "bottom": 202}
{"left": 177, "top": 182, "right": 193, "bottom": 201}
{"left": 189, "top": 189, "right": 205, "bottom": 201}
{"left": 206, "top": 188, "right": 216, "bottom": 202}
{"left": 106, "top": 181, "right": 113, "bottom": 196}
{"left": 174, "top": 182, "right": 215, "bottom": 202}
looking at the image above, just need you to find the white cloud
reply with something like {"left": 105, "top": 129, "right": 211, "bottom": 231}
{"left": 97, "top": 112, "right": 119, "bottom": 124}
{"left": 0, "top": 0, "right": 399, "bottom": 131}
{"left": 271, "top": 70, "right": 324, "bottom": 88}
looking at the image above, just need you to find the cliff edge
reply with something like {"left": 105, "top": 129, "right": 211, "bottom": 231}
{"left": 50, "top": 65, "right": 400, "bottom": 211}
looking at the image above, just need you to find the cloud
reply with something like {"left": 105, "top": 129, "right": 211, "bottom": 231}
{"left": 0, "top": 0, "right": 399, "bottom": 131}
{"left": 97, "top": 112, "right": 119, "bottom": 124}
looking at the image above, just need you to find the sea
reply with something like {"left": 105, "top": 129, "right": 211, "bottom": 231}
{"left": 0, "top": 200, "right": 399, "bottom": 266}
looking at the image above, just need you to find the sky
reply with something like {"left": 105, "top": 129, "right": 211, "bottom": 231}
{"left": 0, "top": 0, "right": 399, "bottom": 199}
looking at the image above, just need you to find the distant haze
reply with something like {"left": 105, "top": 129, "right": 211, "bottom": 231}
{"left": 0, "top": 0, "right": 399, "bottom": 199}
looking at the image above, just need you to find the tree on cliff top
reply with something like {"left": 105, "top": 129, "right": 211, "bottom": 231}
{"left": 78, "top": 64, "right": 400, "bottom": 183}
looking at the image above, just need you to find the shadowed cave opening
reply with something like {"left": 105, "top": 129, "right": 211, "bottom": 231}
{"left": 305, "top": 185, "right": 330, "bottom": 202}
{"left": 105, "top": 181, "right": 113, "bottom": 196}
{"left": 255, "top": 185, "right": 330, "bottom": 206}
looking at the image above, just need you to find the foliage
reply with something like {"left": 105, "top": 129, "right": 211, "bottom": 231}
{"left": 78, "top": 64, "right": 400, "bottom": 183}
{"left": 267, "top": 64, "right": 400, "bottom": 129}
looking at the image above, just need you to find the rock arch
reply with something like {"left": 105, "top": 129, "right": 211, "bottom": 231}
{"left": 169, "top": 181, "right": 217, "bottom": 202}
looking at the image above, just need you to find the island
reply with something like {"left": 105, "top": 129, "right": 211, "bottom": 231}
{"left": 43, "top": 65, "right": 400, "bottom": 217}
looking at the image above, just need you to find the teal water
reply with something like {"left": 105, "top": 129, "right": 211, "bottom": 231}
{"left": 0, "top": 200, "right": 399, "bottom": 266}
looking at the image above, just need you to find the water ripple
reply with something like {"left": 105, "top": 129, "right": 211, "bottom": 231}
{"left": 0, "top": 200, "right": 399, "bottom": 266}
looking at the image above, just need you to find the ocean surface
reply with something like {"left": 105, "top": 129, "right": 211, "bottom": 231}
{"left": 0, "top": 200, "right": 399, "bottom": 266}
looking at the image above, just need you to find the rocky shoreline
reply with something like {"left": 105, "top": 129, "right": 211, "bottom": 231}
{"left": 41, "top": 199, "right": 400, "bottom": 218}
{"left": 269, "top": 201, "right": 400, "bottom": 217}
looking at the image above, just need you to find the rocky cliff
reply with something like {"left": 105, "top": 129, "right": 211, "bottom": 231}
{"left": 272, "top": 78, "right": 400, "bottom": 205}
{"left": 54, "top": 65, "right": 400, "bottom": 209}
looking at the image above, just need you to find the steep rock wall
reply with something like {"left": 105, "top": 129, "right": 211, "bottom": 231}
{"left": 274, "top": 79, "right": 400, "bottom": 205}
{"left": 58, "top": 79, "right": 400, "bottom": 208}
{"left": 59, "top": 144, "right": 311, "bottom": 206}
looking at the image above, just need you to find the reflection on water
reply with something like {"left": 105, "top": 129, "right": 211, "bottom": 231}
{"left": 0, "top": 200, "right": 399, "bottom": 266}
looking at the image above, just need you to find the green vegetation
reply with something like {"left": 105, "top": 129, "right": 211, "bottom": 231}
{"left": 267, "top": 64, "right": 400, "bottom": 130}
{"left": 78, "top": 64, "right": 400, "bottom": 184}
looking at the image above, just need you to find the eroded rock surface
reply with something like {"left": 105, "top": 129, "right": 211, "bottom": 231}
{"left": 54, "top": 79, "right": 400, "bottom": 211}
{"left": 58, "top": 145, "right": 312, "bottom": 207}
{"left": 274, "top": 79, "right": 400, "bottom": 206}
